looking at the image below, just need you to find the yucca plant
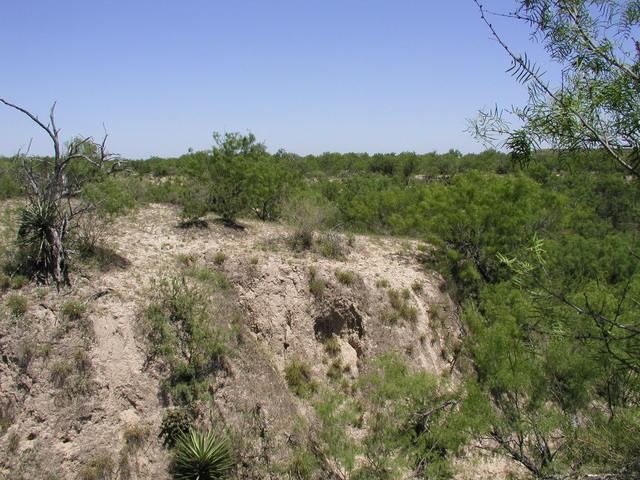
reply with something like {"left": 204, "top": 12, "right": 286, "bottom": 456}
{"left": 17, "top": 200, "right": 69, "bottom": 285}
{"left": 171, "top": 428, "right": 233, "bottom": 480}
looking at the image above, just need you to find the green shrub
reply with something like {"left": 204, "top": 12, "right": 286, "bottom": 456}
{"left": 179, "top": 183, "right": 210, "bottom": 227}
{"left": 10, "top": 275, "right": 28, "bottom": 289}
{"left": 286, "top": 447, "right": 320, "bottom": 479}
{"left": 6, "top": 293, "right": 27, "bottom": 317}
{"left": 411, "top": 281, "right": 424, "bottom": 293}
{"left": 145, "top": 277, "right": 235, "bottom": 404}
{"left": 285, "top": 359, "right": 317, "bottom": 398}
{"left": 0, "top": 273, "right": 10, "bottom": 291}
{"left": 170, "top": 428, "right": 234, "bottom": 480}
{"left": 160, "top": 408, "right": 193, "bottom": 448}
{"left": 82, "top": 176, "right": 137, "bottom": 216}
{"left": 16, "top": 200, "right": 68, "bottom": 284}
{"left": 206, "top": 132, "right": 267, "bottom": 225}
{"left": 335, "top": 269, "right": 356, "bottom": 286}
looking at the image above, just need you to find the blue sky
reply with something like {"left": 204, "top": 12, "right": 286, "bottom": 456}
{"left": 0, "top": 1, "right": 545, "bottom": 158}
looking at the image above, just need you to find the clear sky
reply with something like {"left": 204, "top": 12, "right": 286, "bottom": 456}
{"left": 0, "top": 1, "right": 544, "bottom": 158}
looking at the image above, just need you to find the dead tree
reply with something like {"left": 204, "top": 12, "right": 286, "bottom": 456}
{"left": 0, "top": 98, "right": 123, "bottom": 286}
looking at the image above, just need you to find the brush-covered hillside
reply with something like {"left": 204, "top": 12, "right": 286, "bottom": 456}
{"left": 0, "top": 139, "right": 639, "bottom": 480}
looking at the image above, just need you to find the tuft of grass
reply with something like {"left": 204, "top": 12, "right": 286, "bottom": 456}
{"left": 39, "top": 342, "right": 52, "bottom": 359}
{"left": 122, "top": 423, "right": 149, "bottom": 454}
{"left": 17, "top": 340, "right": 34, "bottom": 370}
{"left": 346, "top": 232, "right": 356, "bottom": 247}
{"left": 334, "top": 269, "right": 356, "bottom": 286}
{"left": 74, "top": 349, "right": 92, "bottom": 374}
{"left": 6, "top": 294, "right": 27, "bottom": 317}
{"left": 61, "top": 299, "right": 86, "bottom": 321}
{"left": 317, "top": 231, "right": 346, "bottom": 260}
{"left": 411, "top": 280, "right": 424, "bottom": 293}
{"left": 375, "top": 278, "right": 390, "bottom": 289}
{"left": 176, "top": 253, "right": 196, "bottom": 266}
{"left": 7, "top": 431, "right": 19, "bottom": 453}
{"left": 213, "top": 252, "right": 227, "bottom": 266}
{"left": 388, "top": 289, "right": 402, "bottom": 310}
{"left": 50, "top": 360, "right": 73, "bottom": 388}
{"left": 309, "top": 278, "right": 326, "bottom": 298}
{"left": 429, "top": 303, "right": 446, "bottom": 328}
{"left": 323, "top": 336, "right": 341, "bottom": 356}
{"left": 326, "top": 358, "right": 343, "bottom": 381}
{"left": 289, "top": 228, "right": 314, "bottom": 252}
{"left": 386, "top": 289, "right": 418, "bottom": 323}
{"left": 184, "top": 266, "right": 229, "bottom": 290}
{"left": 309, "top": 266, "right": 326, "bottom": 298}
{"left": 285, "top": 359, "right": 317, "bottom": 398}
{"left": 249, "top": 256, "right": 259, "bottom": 265}
{"left": 79, "top": 452, "right": 115, "bottom": 480}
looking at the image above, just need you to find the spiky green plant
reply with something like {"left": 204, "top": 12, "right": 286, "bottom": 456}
{"left": 17, "top": 200, "right": 68, "bottom": 285}
{"left": 171, "top": 428, "right": 233, "bottom": 480}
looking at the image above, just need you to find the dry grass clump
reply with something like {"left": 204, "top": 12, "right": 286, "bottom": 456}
{"left": 213, "top": 251, "right": 227, "bottom": 265}
{"left": 334, "top": 269, "right": 356, "bottom": 286}
{"left": 60, "top": 299, "right": 86, "bottom": 321}
{"left": 308, "top": 267, "right": 327, "bottom": 298}
{"left": 78, "top": 452, "right": 115, "bottom": 480}
{"left": 324, "top": 336, "right": 341, "bottom": 356}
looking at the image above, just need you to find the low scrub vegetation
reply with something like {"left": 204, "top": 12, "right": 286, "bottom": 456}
{"left": 144, "top": 275, "right": 237, "bottom": 405}
{"left": 285, "top": 358, "right": 317, "bottom": 398}
{"left": 1, "top": 115, "right": 639, "bottom": 478}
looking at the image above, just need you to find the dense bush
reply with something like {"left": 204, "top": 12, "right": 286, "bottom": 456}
{"left": 145, "top": 276, "right": 236, "bottom": 405}
{"left": 160, "top": 408, "right": 193, "bottom": 448}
